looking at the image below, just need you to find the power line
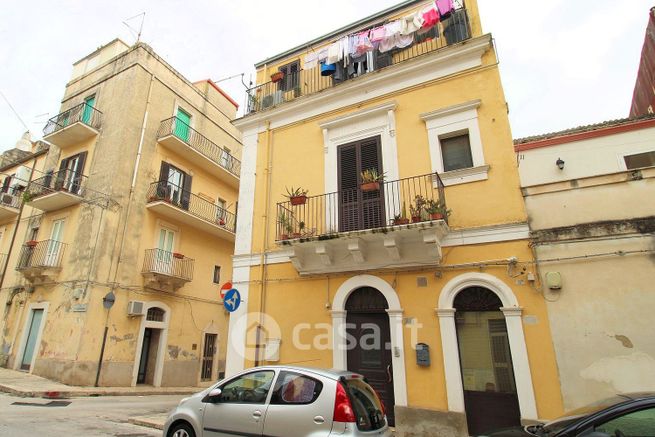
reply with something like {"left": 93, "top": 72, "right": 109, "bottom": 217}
{"left": 0, "top": 90, "right": 30, "bottom": 132}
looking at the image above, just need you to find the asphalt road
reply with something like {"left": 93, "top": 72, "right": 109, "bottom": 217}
{"left": 0, "top": 393, "right": 183, "bottom": 436}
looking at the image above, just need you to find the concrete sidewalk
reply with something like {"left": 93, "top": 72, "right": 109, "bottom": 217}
{"left": 0, "top": 367, "right": 198, "bottom": 398}
{"left": 129, "top": 413, "right": 168, "bottom": 430}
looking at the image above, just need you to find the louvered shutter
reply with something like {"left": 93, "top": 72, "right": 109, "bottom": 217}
{"left": 158, "top": 162, "right": 171, "bottom": 198}
{"left": 181, "top": 173, "right": 192, "bottom": 210}
{"left": 338, "top": 143, "right": 359, "bottom": 232}
{"left": 359, "top": 138, "right": 385, "bottom": 230}
{"left": 54, "top": 158, "right": 68, "bottom": 190}
{"left": 71, "top": 151, "right": 87, "bottom": 194}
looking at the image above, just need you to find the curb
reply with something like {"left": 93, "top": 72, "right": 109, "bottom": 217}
{"left": 128, "top": 416, "right": 166, "bottom": 431}
{"left": 0, "top": 384, "right": 196, "bottom": 398}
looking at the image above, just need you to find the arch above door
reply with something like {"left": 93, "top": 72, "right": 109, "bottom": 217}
{"left": 331, "top": 275, "right": 407, "bottom": 406}
{"left": 437, "top": 273, "right": 538, "bottom": 421}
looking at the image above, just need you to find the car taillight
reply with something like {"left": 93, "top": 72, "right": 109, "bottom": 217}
{"left": 333, "top": 383, "right": 356, "bottom": 423}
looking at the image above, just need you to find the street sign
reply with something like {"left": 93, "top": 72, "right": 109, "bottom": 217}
{"left": 220, "top": 281, "right": 233, "bottom": 299}
{"left": 223, "top": 288, "right": 241, "bottom": 313}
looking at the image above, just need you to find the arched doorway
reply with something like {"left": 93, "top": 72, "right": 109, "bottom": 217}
{"left": 454, "top": 287, "right": 520, "bottom": 435}
{"left": 345, "top": 287, "right": 396, "bottom": 426}
{"left": 131, "top": 302, "right": 170, "bottom": 387}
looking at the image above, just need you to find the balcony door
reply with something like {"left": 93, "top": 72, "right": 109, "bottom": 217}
{"left": 45, "top": 219, "right": 64, "bottom": 267}
{"left": 57, "top": 151, "right": 87, "bottom": 194}
{"left": 82, "top": 95, "right": 96, "bottom": 124}
{"left": 156, "top": 228, "right": 175, "bottom": 275}
{"left": 174, "top": 107, "right": 191, "bottom": 142}
{"left": 338, "top": 136, "right": 385, "bottom": 232}
{"left": 159, "top": 162, "right": 191, "bottom": 210}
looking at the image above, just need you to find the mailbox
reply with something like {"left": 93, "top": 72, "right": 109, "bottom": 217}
{"left": 416, "top": 343, "right": 430, "bottom": 366}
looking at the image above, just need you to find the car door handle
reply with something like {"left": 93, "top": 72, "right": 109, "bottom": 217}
{"left": 314, "top": 415, "right": 325, "bottom": 424}
{"left": 253, "top": 410, "right": 262, "bottom": 421}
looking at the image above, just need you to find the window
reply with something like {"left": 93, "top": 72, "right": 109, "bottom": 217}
{"left": 146, "top": 307, "right": 165, "bottom": 322}
{"left": 216, "top": 370, "right": 274, "bottom": 404}
{"left": 213, "top": 265, "right": 221, "bottom": 284}
{"left": 278, "top": 61, "right": 299, "bottom": 92}
{"left": 158, "top": 162, "right": 192, "bottom": 209}
{"left": 440, "top": 133, "right": 473, "bottom": 171}
{"left": 270, "top": 372, "right": 323, "bottom": 405}
{"left": 595, "top": 407, "right": 655, "bottom": 436}
{"left": 57, "top": 152, "right": 88, "bottom": 194}
{"left": 624, "top": 151, "right": 655, "bottom": 169}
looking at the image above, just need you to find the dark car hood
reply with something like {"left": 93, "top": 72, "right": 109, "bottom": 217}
{"left": 478, "top": 426, "right": 535, "bottom": 437}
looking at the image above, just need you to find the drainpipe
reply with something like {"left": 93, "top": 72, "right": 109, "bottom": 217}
{"left": 95, "top": 73, "right": 154, "bottom": 386}
{"left": 255, "top": 122, "right": 274, "bottom": 366}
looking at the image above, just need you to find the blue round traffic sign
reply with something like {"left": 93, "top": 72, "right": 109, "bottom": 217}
{"left": 223, "top": 289, "right": 241, "bottom": 313}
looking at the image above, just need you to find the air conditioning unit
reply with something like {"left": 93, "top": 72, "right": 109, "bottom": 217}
{"left": 127, "top": 300, "right": 145, "bottom": 316}
{"left": 1, "top": 194, "right": 14, "bottom": 205}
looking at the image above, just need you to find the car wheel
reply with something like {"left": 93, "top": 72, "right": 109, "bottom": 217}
{"left": 168, "top": 422, "right": 195, "bottom": 437}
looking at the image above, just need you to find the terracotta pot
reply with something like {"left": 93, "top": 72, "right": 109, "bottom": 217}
{"left": 290, "top": 195, "right": 307, "bottom": 206}
{"left": 271, "top": 72, "right": 284, "bottom": 83}
{"left": 430, "top": 212, "right": 444, "bottom": 220}
{"left": 292, "top": 232, "right": 302, "bottom": 239}
{"left": 26, "top": 240, "right": 38, "bottom": 248}
{"left": 172, "top": 252, "right": 184, "bottom": 259}
{"left": 411, "top": 216, "right": 421, "bottom": 223}
{"left": 279, "top": 234, "right": 289, "bottom": 240}
{"left": 394, "top": 218, "right": 410, "bottom": 225}
{"left": 360, "top": 182, "right": 380, "bottom": 192}
{"left": 218, "top": 219, "right": 226, "bottom": 226}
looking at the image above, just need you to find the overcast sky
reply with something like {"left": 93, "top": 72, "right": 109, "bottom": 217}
{"left": 0, "top": 0, "right": 651, "bottom": 151}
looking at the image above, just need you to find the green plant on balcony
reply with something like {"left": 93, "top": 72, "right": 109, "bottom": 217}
{"left": 22, "top": 191, "right": 34, "bottom": 203}
{"left": 285, "top": 187, "right": 308, "bottom": 206}
{"left": 292, "top": 221, "right": 305, "bottom": 239}
{"left": 278, "top": 212, "right": 294, "bottom": 240}
{"left": 393, "top": 201, "right": 410, "bottom": 225}
{"left": 410, "top": 195, "right": 428, "bottom": 223}
{"left": 425, "top": 198, "right": 451, "bottom": 220}
{"left": 360, "top": 168, "right": 385, "bottom": 192}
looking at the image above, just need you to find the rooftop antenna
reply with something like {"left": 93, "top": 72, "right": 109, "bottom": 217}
{"left": 214, "top": 73, "right": 249, "bottom": 90}
{"left": 0, "top": 90, "right": 30, "bottom": 132}
{"left": 123, "top": 12, "right": 145, "bottom": 43}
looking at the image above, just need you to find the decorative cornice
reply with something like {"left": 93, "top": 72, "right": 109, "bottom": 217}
{"left": 420, "top": 99, "right": 481, "bottom": 121}
{"left": 319, "top": 101, "right": 398, "bottom": 129}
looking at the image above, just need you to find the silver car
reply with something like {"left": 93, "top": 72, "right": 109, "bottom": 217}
{"left": 163, "top": 365, "right": 392, "bottom": 437}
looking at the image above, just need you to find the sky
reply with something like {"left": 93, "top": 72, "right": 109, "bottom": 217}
{"left": 0, "top": 0, "right": 652, "bottom": 151}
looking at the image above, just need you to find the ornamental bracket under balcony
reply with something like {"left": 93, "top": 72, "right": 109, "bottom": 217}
{"left": 276, "top": 172, "right": 450, "bottom": 276}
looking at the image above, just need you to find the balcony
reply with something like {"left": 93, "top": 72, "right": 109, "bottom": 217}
{"left": 142, "top": 248, "right": 194, "bottom": 291}
{"left": 25, "top": 169, "right": 87, "bottom": 212}
{"left": 276, "top": 172, "right": 449, "bottom": 275}
{"left": 246, "top": 7, "right": 470, "bottom": 114}
{"left": 146, "top": 181, "right": 237, "bottom": 241}
{"left": 156, "top": 118, "right": 241, "bottom": 186}
{"left": 16, "top": 240, "right": 67, "bottom": 282}
{"left": 43, "top": 102, "right": 102, "bottom": 148}
{"left": 0, "top": 191, "right": 21, "bottom": 221}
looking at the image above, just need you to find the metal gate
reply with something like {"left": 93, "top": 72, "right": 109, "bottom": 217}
{"left": 201, "top": 333, "right": 217, "bottom": 381}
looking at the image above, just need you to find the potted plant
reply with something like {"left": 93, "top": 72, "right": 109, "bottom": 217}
{"left": 425, "top": 198, "right": 451, "bottom": 220}
{"left": 172, "top": 252, "right": 184, "bottom": 259}
{"left": 292, "top": 221, "right": 305, "bottom": 239}
{"left": 393, "top": 202, "right": 410, "bottom": 225}
{"left": 360, "top": 169, "right": 384, "bottom": 192}
{"left": 22, "top": 192, "right": 33, "bottom": 203}
{"left": 286, "top": 187, "right": 308, "bottom": 206}
{"left": 271, "top": 71, "right": 284, "bottom": 83}
{"left": 277, "top": 212, "right": 294, "bottom": 240}
{"left": 217, "top": 217, "right": 226, "bottom": 226}
{"left": 26, "top": 240, "right": 38, "bottom": 248}
{"left": 410, "top": 195, "right": 427, "bottom": 223}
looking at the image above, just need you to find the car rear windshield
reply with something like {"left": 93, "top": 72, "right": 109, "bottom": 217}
{"left": 343, "top": 378, "right": 385, "bottom": 431}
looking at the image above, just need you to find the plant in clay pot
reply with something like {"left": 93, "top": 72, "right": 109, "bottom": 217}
{"left": 425, "top": 198, "right": 451, "bottom": 220}
{"left": 285, "top": 187, "right": 309, "bottom": 206}
{"left": 393, "top": 202, "right": 410, "bottom": 225}
{"left": 360, "top": 168, "right": 385, "bottom": 192}
{"left": 410, "top": 195, "right": 427, "bottom": 222}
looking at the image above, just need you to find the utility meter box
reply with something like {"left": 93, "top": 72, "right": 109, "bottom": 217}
{"left": 416, "top": 343, "right": 430, "bottom": 367}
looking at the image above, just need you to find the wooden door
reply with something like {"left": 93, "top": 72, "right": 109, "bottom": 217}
{"left": 346, "top": 287, "right": 395, "bottom": 426}
{"left": 338, "top": 136, "right": 385, "bottom": 232}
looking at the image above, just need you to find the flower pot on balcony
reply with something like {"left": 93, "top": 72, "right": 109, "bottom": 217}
{"left": 271, "top": 72, "right": 284, "bottom": 83}
{"left": 290, "top": 195, "right": 307, "bottom": 206}
{"left": 430, "top": 212, "right": 444, "bottom": 220}
{"left": 218, "top": 218, "right": 226, "bottom": 226}
{"left": 411, "top": 216, "right": 422, "bottom": 223}
{"left": 360, "top": 182, "right": 380, "bottom": 192}
{"left": 394, "top": 218, "right": 410, "bottom": 225}
{"left": 26, "top": 240, "right": 38, "bottom": 248}
{"left": 172, "top": 252, "right": 184, "bottom": 259}
{"left": 279, "top": 234, "right": 289, "bottom": 241}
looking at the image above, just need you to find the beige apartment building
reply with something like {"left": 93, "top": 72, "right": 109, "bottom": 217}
{"left": 0, "top": 39, "right": 242, "bottom": 387}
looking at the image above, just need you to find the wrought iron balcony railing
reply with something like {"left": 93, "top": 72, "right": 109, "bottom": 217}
{"left": 142, "top": 248, "right": 194, "bottom": 282}
{"left": 157, "top": 118, "right": 241, "bottom": 177}
{"left": 26, "top": 169, "right": 87, "bottom": 200}
{"left": 247, "top": 8, "right": 470, "bottom": 114}
{"left": 43, "top": 102, "right": 102, "bottom": 136}
{"left": 146, "top": 181, "right": 237, "bottom": 233}
{"left": 16, "top": 240, "right": 67, "bottom": 270}
{"left": 276, "top": 172, "right": 447, "bottom": 241}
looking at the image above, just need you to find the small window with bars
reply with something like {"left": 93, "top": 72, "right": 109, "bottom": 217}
{"left": 624, "top": 151, "right": 655, "bottom": 170}
{"left": 278, "top": 61, "right": 300, "bottom": 92}
{"left": 146, "top": 307, "right": 165, "bottom": 322}
{"left": 213, "top": 266, "right": 221, "bottom": 284}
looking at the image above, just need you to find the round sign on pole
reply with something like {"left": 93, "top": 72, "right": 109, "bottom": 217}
{"left": 220, "top": 281, "right": 233, "bottom": 299}
{"left": 223, "top": 289, "right": 241, "bottom": 313}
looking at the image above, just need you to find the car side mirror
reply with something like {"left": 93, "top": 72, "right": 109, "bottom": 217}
{"left": 202, "top": 388, "right": 222, "bottom": 403}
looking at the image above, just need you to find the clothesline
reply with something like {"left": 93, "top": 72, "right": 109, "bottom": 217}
{"left": 300, "top": 0, "right": 462, "bottom": 75}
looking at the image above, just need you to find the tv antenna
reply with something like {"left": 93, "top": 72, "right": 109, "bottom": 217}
{"left": 0, "top": 90, "right": 30, "bottom": 131}
{"left": 123, "top": 12, "right": 146, "bottom": 43}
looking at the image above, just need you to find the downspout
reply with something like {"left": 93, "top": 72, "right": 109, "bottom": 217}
{"left": 255, "top": 121, "right": 274, "bottom": 366}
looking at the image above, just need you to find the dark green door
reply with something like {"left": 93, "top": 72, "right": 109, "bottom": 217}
{"left": 174, "top": 108, "right": 191, "bottom": 142}
{"left": 82, "top": 95, "right": 95, "bottom": 124}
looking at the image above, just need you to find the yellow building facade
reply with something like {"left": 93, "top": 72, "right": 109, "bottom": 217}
{"left": 0, "top": 40, "right": 241, "bottom": 387}
{"left": 229, "top": 1, "right": 563, "bottom": 435}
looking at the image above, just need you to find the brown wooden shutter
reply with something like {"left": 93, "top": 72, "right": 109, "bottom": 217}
{"left": 359, "top": 137, "right": 385, "bottom": 230}
{"left": 181, "top": 173, "right": 192, "bottom": 210}
{"left": 1, "top": 177, "right": 11, "bottom": 193}
{"left": 338, "top": 142, "right": 360, "bottom": 232}
{"left": 71, "top": 151, "right": 87, "bottom": 194}
{"left": 55, "top": 158, "right": 68, "bottom": 190}
{"left": 157, "top": 161, "right": 171, "bottom": 198}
